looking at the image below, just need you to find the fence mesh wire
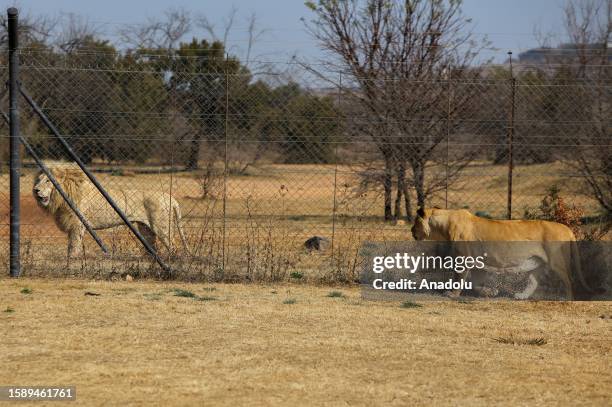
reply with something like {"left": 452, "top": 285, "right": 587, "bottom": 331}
{"left": 1, "top": 49, "right": 610, "bottom": 281}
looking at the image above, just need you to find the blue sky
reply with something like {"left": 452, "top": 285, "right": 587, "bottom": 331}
{"left": 9, "top": 0, "right": 568, "bottom": 62}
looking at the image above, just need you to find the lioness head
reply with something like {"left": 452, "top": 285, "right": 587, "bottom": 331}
{"left": 411, "top": 207, "right": 430, "bottom": 240}
{"left": 33, "top": 172, "right": 53, "bottom": 208}
{"left": 411, "top": 207, "right": 451, "bottom": 240}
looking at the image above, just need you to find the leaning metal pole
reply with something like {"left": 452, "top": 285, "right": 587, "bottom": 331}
{"left": 19, "top": 87, "right": 172, "bottom": 274}
{"left": 8, "top": 7, "right": 20, "bottom": 277}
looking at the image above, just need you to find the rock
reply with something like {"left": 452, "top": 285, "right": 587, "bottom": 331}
{"left": 304, "top": 236, "right": 330, "bottom": 252}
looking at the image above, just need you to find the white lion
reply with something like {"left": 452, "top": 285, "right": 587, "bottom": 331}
{"left": 33, "top": 163, "right": 189, "bottom": 259}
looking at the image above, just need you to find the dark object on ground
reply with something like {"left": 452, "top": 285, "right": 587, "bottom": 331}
{"left": 85, "top": 292, "right": 101, "bottom": 296}
{"left": 304, "top": 236, "right": 330, "bottom": 252}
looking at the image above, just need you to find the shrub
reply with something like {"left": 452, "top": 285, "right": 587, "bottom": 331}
{"left": 524, "top": 186, "right": 610, "bottom": 240}
{"left": 524, "top": 185, "right": 583, "bottom": 237}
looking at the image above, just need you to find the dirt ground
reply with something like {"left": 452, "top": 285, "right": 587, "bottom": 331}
{"left": 1, "top": 278, "right": 611, "bottom": 406}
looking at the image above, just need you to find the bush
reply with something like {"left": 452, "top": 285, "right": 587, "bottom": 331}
{"left": 523, "top": 185, "right": 609, "bottom": 240}
{"left": 524, "top": 185, "right": 582, "bottom": 234}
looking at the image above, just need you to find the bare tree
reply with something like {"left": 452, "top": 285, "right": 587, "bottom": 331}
{"left": 197, "top": 6, "right": 238, "bottom": 46}
{"left": 244, "top": 12, "right": 267, "bottom": 66}
{"left": 119, "top": 8, "right": 192, "bottom": 52}
{"left": 305, "top": 0, "right": 486, "bottom": 220}
{"left": 196, "top": 8, "right": 268, "bottom": 67}
{"left": 54, "top": 13, "right": 101, "bottom": 53}
{"left": 563, "top": 0, "right": 610, "bottom": 76}
{"left": 120, "top": 6, "right": 268, "bottom": 68}
{"left": 561, "top": 0, "right": 611, "bottom": 214}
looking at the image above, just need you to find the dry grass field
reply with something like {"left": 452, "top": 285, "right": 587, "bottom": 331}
{"left": 0, "top": 161, "right": 606, "bottom": 280}
{"left": 1, "top": 278, "right": 611, "bottom": 406}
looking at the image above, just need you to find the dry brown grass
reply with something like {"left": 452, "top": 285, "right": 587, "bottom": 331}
{"left": 1, "top": 278, "right": 611, "bottom": 406}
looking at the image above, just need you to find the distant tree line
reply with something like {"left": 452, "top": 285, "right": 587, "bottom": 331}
{"left": 0, "top": 10, "right": 341, "bottom": 170}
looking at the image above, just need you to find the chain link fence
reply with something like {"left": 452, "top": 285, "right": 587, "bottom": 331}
{"left": 1, "top": 49, "right": 610, "bottom": 281}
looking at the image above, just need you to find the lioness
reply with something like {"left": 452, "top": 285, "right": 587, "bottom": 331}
{"left": 411, "top": 208, "right": 588, "bottom": 299}
{"left": 33, "top": 163, "right": 189, "bottom": 259}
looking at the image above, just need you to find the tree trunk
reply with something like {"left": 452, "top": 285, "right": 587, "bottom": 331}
{"left": 186, "top": 133, "right": 202, "bottom": 170}
{"left": 412, "top": 161, "right": 426, "bottom": 209}
{"left": 394, "top": 162, "right": 406, "bottom": 220}
{"left": 401, "top": 163, "right": 413, "bottom": 220}
{"left": 383, "top": 158, "right": 393, "bottom": 221}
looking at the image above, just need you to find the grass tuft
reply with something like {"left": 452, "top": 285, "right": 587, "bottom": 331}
{"left": 172, "top": 288, "right": 197, "bottom": 298}
{"left": 197, "top": 296, "right": 217, "bottom": 301}
{"left": 173, "top": 288, "right": 216, "bottom": 301}
{"left": 283, "top": 298, "right": 297, "bottom": 304}
{"left": 493, "top": 336, "right": 547, "bottom": 346}
{"left": 290, "top": 272, "right": 304, "bottom": 279}
{"left": 20, "top": 288, "right": 32, "bottom": 295}
{"left": 327, "top": 291, "right": 345, "bottom": 298}
{"left": 202, "top": 287, "right": 216, "bottom": 292}
{"left": 143, "top": 293, "right": 162, "bottom": 301}
{"left": 4, "top": 307, "right": 14, "bottom": 313}
{"left": 400, "top": 300, "right": 422, "bottom": 309}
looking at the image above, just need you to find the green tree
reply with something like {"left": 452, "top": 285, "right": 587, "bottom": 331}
{"left": 279, "top": 90, "right": 338, "bottom": 164}
{"left": 170, "top": 39, "right": 245, "bottom": 170}
{"left": 43, "top": 37, "right": 119, "bottom": 164}
{"left": 111, "top": 52, "right": 170, "bottom": 163}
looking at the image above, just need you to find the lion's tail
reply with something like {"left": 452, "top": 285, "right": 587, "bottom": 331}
{"left": 172, "top": 203, "right": 191, "bottom": 256}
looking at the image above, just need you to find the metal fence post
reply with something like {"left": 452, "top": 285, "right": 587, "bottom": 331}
{"left": 507, "top": 51, "right": 515, "bottom": 220}
{"left": 8, "top": 7, "right": 20, "bottom": 277}
{"left": 331, "top": 72, "right": 341, "bottom": 261}
{"left": 221, "top": 54, "right": 229, "bottom": 278}
{"left": 445, "top": 74, "right": 452, "bottom": 209}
